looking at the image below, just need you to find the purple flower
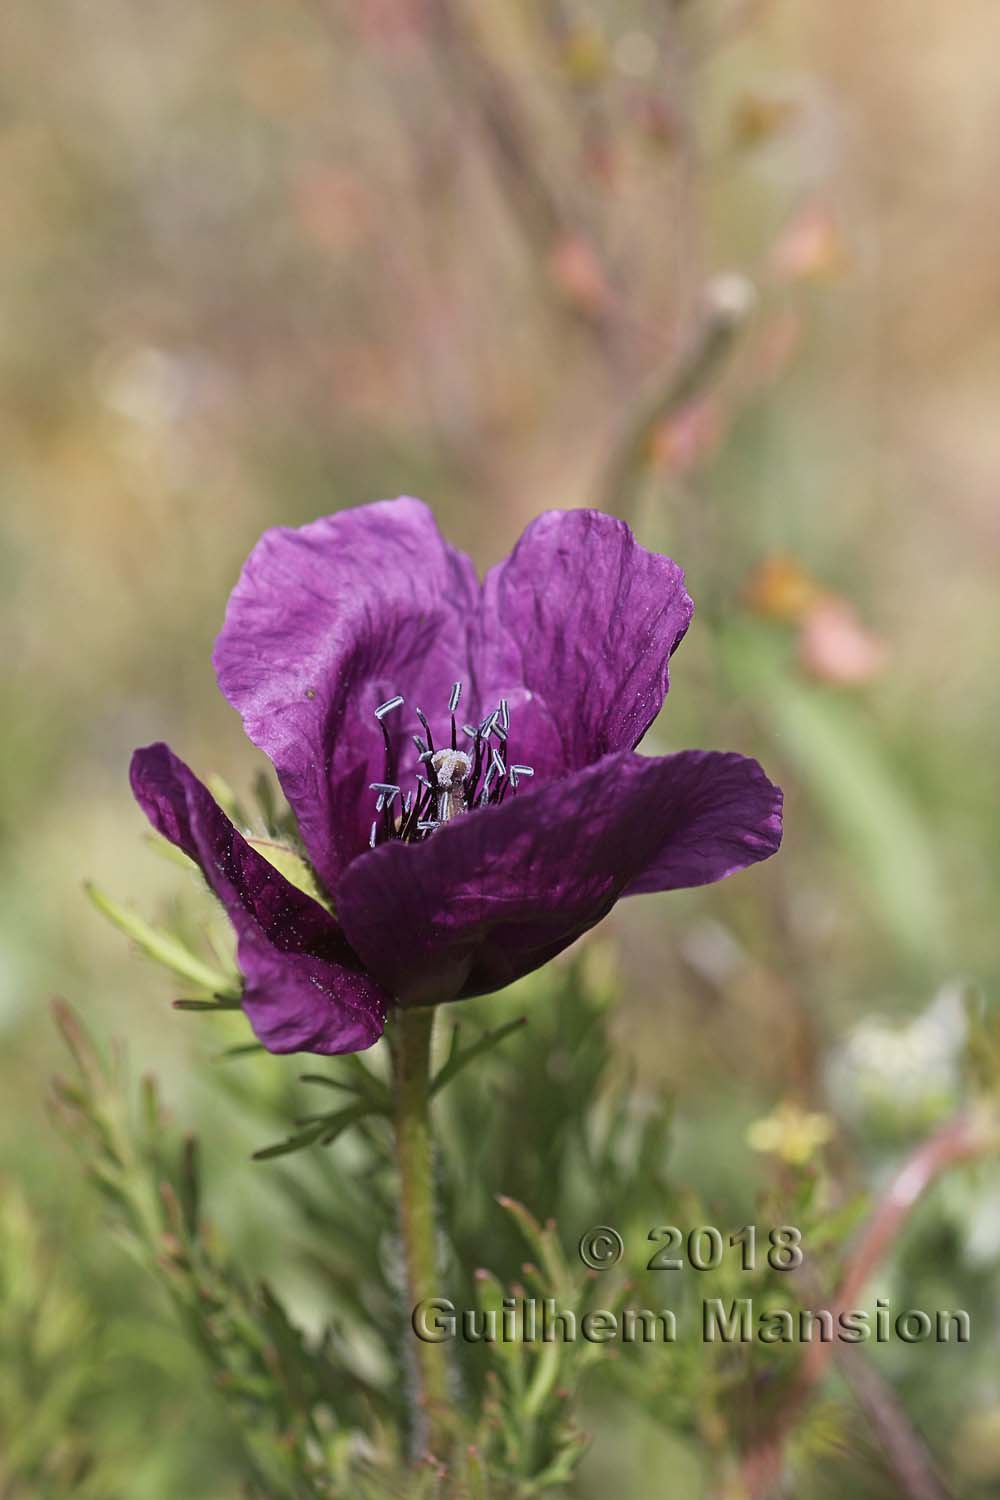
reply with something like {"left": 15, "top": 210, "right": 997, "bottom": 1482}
{"left": 131, "top": 500, "right": 782, "bottom": 1055}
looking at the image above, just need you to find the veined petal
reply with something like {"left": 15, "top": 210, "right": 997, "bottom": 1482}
{"left": 213, "top": 498, "right": 479, "bottom": 889}
{"left": 621, "top": 749, "right": 783, "bottom": 894}
{"left": 130, "top": 744, "right": 388, "bottom": 1054}
{"left": 475, "top": 510, "right": 693, "bottom": 777}
{"left": 334, "top": 749, "right": 781, "bottom": 1007}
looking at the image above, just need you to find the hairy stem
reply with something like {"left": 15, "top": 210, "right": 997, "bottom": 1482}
{"left": 392, "top": 1004, "right": 451, "bottom": 1461}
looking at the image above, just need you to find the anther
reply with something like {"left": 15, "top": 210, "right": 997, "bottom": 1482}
{"left": 374, "top": 695, "right": 404, "bottom": 720}
{"left": 415, "top": 706, "right": 435, "bottom": 754}
{"left": 449, "top": 681, "right": 462, "bottom": 712}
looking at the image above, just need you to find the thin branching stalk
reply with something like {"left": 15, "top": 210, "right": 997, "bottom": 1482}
{"left": 594, "top": 282, "right": 753, "bottom": 524}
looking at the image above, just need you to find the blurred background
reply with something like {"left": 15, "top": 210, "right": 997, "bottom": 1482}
{"left": 2, "top": 0, "right": 999, "bottom": 1495}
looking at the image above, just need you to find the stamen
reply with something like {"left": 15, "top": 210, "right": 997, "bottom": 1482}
{"left": 367, "top": 687, "right": 529, "bottom": 842}
{"left": 374, "top": 695, "right": 404, "bottom": 720}
{"left": 377, "top": 716, "right": 396, "bottom": 789}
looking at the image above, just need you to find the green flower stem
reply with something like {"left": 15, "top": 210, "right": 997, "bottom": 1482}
{"left": 392, "top": 1004, "right": 451, "bottom": 1460}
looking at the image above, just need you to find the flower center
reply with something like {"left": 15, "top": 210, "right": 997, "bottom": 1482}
{"left": 367, "top": 682, "right": 534, "bottom": 848}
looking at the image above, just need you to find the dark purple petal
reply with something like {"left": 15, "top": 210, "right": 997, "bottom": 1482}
{"left": 334, "top": 749, "right": 781, "bottom": 1007}
{"left": 474, "top": 510, "right": 694, "bottom": 777}
{"left": 621, "top": 750, "right": 783, "bottom": 895}
{"left": 212, "top": 498, "right": 479, "bottom": 889}
{"left": 130, "top": 744, "right": 388, "bottom": 1054}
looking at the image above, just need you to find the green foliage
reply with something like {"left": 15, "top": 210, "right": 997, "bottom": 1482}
{"left": 43, "top": 947, "right": 932, "bottom": 1500}
{"left": 85, "top": 882, "right": 240, "bottom": 1001}
{"left": 0, "top": 1182, "right": 112, "bottom": 1498}
{"left": 50, "top": 1002, "right": 395, "bottom": 1500}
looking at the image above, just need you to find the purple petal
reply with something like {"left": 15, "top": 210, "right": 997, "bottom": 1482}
{"left": 474, "top": 510, "right": 694, "bottom": 777}
{"left": 130, "top": 744, "right": 388, "bottom": 1054}
{"left": 213, "top": 498, "right": 479, "bottom": 889}
{"left": 621, "top": 750, "right": 783, "bottom": 895}
{"left": 334, "top": 750, "right": 782, "bottom": 1007}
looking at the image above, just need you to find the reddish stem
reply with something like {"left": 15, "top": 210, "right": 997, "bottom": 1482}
{"left": 740, "top": 1109, "right": 997, "bottom": 1499}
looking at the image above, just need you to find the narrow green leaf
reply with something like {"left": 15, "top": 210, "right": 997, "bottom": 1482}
{"left": 298, "top": 1073, "right": 358, "bottom": 1095}
{"left": 495, "top": 1195, "right": 569, "bottom": 1293}
{"left": 173, "top": 997, "right": 243, "bottom": 1012}
{"left": 252, "top": 1119, "right": 332, "bottom": 1161}
{"left": 179, "top": 1135, "right": 201, "bottom": 1240}
{"left": 300, "top": 1061, "right": 391, "bottom": 1111}
{"left": 320, "top": 1103, "right": 375, "bottom": 1146}
{"left": 431, "top": 1017, "right": 527, "bottom": 1096}
{"left": 86, "top": 882, "right": 239, "bottom": 996}
{"left": 142, "top": 831, "right": 197, "bottom": 870}
{"left": 140, "top": 1073, "right": 163, "bottom": 1136}
{"left": 251, "top": 1102, "right": 372, "bottom": 1161}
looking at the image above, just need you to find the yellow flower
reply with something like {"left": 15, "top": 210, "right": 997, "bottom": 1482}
{"left": 746, "top": 1101, "right": 836, "bottom": 1166}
